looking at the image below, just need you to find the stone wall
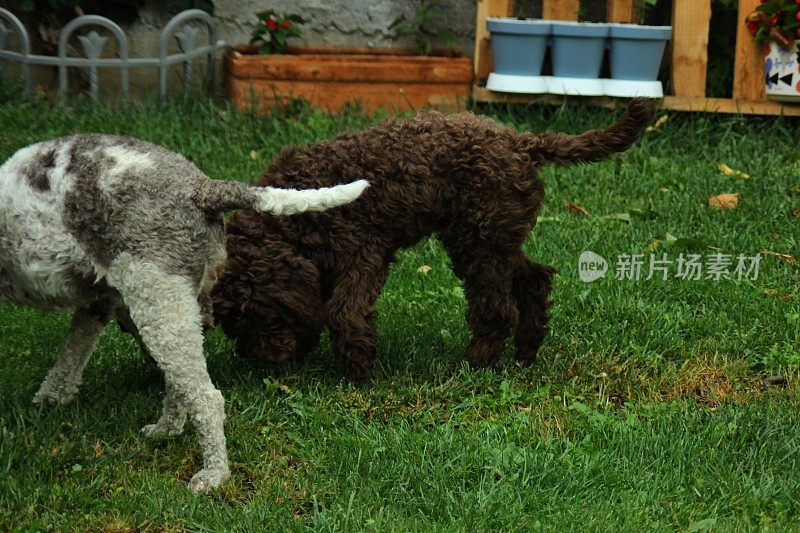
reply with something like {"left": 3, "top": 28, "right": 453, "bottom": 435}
{"left": 210, "top": 0, "right": 477, "bottom": 56}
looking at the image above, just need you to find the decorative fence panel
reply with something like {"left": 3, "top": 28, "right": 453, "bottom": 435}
{"left": 0, "top": 8, "right": 224, "bottom": 100}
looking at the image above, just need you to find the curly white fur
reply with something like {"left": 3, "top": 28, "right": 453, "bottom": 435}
{"left": 255, "top": 181, "right": 369, "bottom": 215}
{"left": 0, "top": 134, "right": 367, "bottom": 493}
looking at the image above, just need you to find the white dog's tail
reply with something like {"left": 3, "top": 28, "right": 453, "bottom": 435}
{"left": 191, "top": 178, "right": 369, "bottom": 216}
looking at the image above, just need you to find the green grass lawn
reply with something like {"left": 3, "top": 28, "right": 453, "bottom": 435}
{"left": 0, "top": 90, "right": 798, "bottom": 531}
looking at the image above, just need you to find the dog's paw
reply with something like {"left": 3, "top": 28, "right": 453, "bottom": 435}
{"left": 513, "top": 349, "right": 539, "bottom": 364}
{"left": 343, "top": 361, "right": 373, "bottom": 385}
{"left": 32, "top": 389, "right": 75, "bottom": 406}
{"left": 188, "top": 467, "right": 231, "bottom": 494}
{"left": 140, "top": 422, "right": 184, "bottom": 438}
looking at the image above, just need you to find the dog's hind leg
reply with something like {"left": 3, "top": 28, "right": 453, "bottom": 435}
{"left": 33, "top": 302, "right": 111, "bottom": 405}
{"left": 108, "top": 254, "right": 229, "bottom": 493}
{"left": 511, "top": 255, "right": 555, "bottom": 363}
{"left": 442, "top": 237, "right": 519, "bottom": 368}
{"left": 140, "top": 380, "right": 187, "bottom": 438}
{"left": 115, "top": 306, "right": 154, "bottom": 362}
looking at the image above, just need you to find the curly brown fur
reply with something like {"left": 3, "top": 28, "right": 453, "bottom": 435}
{"left": 213, "top": 98, "right": 655, "bottom": 382}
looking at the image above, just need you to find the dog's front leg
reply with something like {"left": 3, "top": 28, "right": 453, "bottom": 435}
{"left": 33, "top": 303, "right": 111, "bottom": 405}
{"left": 327, "top": 263, "right": 388, "bottom": 382}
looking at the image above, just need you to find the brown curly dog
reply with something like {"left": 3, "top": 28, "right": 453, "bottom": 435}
{"left": 212, "top": 98, "right": 655, "bottom": 382}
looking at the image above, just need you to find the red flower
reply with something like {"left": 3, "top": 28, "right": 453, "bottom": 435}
{"left": 745, "top": 9, "right": 767, "bottom": 34}
{"left": 796, "top": 11, "right": 800, "bottom": 20}
{"left": 266, "top": 18, "right": 278, "bottom": 30}
{"left": 281, "top": 21, "right": 290, "bottom": 30}
{"left": 769, "top": 14, "right": 779, "bottom": 25}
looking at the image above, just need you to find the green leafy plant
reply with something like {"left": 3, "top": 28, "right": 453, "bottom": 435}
{"left": 389, "top": 0, "right": 457, "bottom": 56}
{"left": 250, "top": 10, "right": 305, "bottom": 55}
{"left": 8, "top": 0, "right": 146, "bottom": 23}
{"left": 745, "top": 0, "right": 800, "bottom": 46}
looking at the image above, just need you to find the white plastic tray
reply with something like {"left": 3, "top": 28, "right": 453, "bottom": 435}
{"left": 486, "top": 73, "right": 664, "bottom": 98}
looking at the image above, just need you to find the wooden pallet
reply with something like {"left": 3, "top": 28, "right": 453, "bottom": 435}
{"left": 473, "top": 0, "right": 800, "bottom": 116}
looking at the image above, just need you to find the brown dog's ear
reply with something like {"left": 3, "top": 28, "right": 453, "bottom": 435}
{"left": 210, "top": 224, "right": 281, "bottom": 340}
{"left": 211, "top": 226, "right": 325, "bottom": 360}
{"left": 268, "top": 253, "right": 325, "bottom": 356}
{"left": 263, "top": 254, "right": 323, "bottom": 326}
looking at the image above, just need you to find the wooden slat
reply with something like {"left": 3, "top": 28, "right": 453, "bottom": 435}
{"left": 474, "top": 0, "right": 515, "bottom": 80}
{"left": 472, "top": 86, "right": 800, "bottom": 117}
{"left": 663, "top": 95, "right": 800, "bottom": 115}
{"left": 607, "top": 0, "right": 639, "bottom": 23}
{"left": 229, "top": 79, "right": 470, "bottom": 113}
{"left": 228, "top": 50, "right": 473, "bottom": 83}
{"left": 670, "top": 0, "right": 711, "bottom": 97}
{"left": 732, "top": 0, "right": 765, "bottom": 101}
{"left": 542, "top": 0, "right": 579, "bottom": 21}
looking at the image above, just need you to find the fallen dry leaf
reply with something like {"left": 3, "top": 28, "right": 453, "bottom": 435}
{"left": 250, "top": 150, "right": 258, "bottom": 160}
{"left": 718, "top": 163, "right": 733, "bottom": 176}
{"left": 646, "top": 114, "right": 668, "bottom": 133}
{"left": 276, "top": 384, "right": 291, "bottom": 395}
{"left": 519, "top": 406, "right": 532, "bottom": 413}
{"left": 94, "top": 440, "right": 104, "bottom": 457}
{"left": 793, "top": 205, "right": 800, "bottom": 218}
{"left": 717, "top": 163, "right": 750, "bottom": 180}
{"left": 763, "top": 288, "right": 792, "bottom": 301}
{"left": 564, "top": 203, "right": 590, "bottom": 215}
{"left": 417, "top": 265, "right": 432, "bottom": 274}
{"left": 761, "top": 250, "right": 797, "bottom": 266}
{"left": 709, "top": 192, "right": 740, "bottom": 210}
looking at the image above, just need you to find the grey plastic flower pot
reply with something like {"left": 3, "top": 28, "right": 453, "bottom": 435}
{"left": 609, "top": 24, "right": 672, "bottom": 81}
{"left": 550, "top": 21, "right": 609, "bottom": 78}
{"left": 486, "top": 17, "right": 551, "bottom": 76}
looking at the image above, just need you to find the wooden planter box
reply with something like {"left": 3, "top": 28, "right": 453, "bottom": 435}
{"left": 225, "top": 45, "right": 473, "bottom": 113}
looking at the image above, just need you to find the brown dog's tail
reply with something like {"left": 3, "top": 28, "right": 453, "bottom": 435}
{"left": 191, "top": 178, "right": 369, "bottom": 216}
{"left": 521, "top": 97, "right": 655, "bottom": 167}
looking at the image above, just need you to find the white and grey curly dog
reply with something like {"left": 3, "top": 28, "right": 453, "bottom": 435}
{"left": 0, "top": 134, "right": 368, "bottom": 493}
